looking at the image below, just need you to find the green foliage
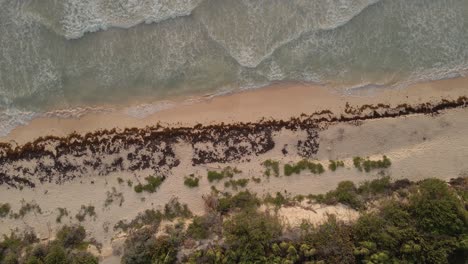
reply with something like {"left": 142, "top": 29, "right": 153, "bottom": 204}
{"left": 163, "top": 198, "right": 193, "bottom": 220}
{"left": 184, "top": 175, "right": 200, "bottom": 188}
{"left": 353, "top": 155, "right": 391, "bottom": 172}
{"left": 114, "top": 209, "right": 163, "bottom": 232}
{"left": 134, "top": 175, "right": 165, "bottom": 193}
{"left": 75, "top": 205, "right": 96, "bottom": 222}
{"left": 358, "top": 176, "right": 392, "bottom": 196}
{"left": 44, "top": 245, "right": 67, "bottom": 264}
{"left": 311, "top": 181, "right": 363, "bottom": 209}
{"left": 0, "top": 227, "right": 97, "bottom": 264}
{"left": 410, "top": 178, "right": 468, "bottom": 236}
{"left": 207, "top": 167, "right": 241, "bottom": 182}
{"left": 263, "top": 159, "right": 280, "bottom": 177}
{"left": 69, "top": 252, "right": 98, "bottom": 264}
{"left": 223, "top": 210, "right": 283, "bottom": 263}
{"left": 307, "top": 216, "right": 355, "bottom": 264}
{"left": 56, "top": 226, "right": 86, "bottom": 248}
{"left": 264, "top": 192, "right": 291, "bottom": 207}
{"left": 284, "top": 160, "right": 324, "bottom": 176}
{"left": 329, "top": 160, "right": 345, "bottom": 171}
{"left": 224, "top": 178, "right": 249, "bottom": 190}
{"left": 217, "top": 191, "right": 260, "bottom": 214}
{"left": 0, "top": 203, "right": 11, "bottom": 218}
{"left": 187, "top": 216, "right": 212, "bottom": 240}
{"left": 117, "top": 177, "right": 124, "bottom": 184}
{"left": 114, "top": 199, "right": 191, "bottom": 232}
{"left": 121, "top": 229, "right": 180, "bottom": 264}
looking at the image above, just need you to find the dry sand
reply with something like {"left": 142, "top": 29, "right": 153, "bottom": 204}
{"left": 0, "top": 77, "right": 467, "bottom": 262}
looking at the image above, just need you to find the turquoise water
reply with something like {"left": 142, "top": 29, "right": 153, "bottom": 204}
{"left": 0, "top": 0, "right": 467, "bottom": 135}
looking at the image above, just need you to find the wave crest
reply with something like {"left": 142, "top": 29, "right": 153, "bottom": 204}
{"left": 23, "top": 0, "right": 203, "bottom": 39}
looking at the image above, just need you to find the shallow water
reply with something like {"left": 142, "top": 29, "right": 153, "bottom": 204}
{"left": 0, "top": 0, "right": 467, "bottom": 135}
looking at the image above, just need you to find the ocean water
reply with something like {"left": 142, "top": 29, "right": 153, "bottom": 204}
{"left": 0, "top": 0, "right": 467, "bottom": 135}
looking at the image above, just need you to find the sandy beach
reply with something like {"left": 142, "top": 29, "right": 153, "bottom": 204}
{"left": 0, "top": 77, "right": 467, "bottom": 262}
{"left": 3, "top": 76, "right": 468, "bottom": 145}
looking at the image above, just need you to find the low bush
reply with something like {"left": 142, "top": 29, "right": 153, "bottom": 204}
{"left": 134, "top": 175, "right": 165, "bottom": 193}
{"left": 353, "top": 156, "right": 391, "bottom": 172}
{"left": 0, "top": 203, "right": 11, "bottom": 218}
{"left": 263, "top": 159, "right": 280, "bottom": 177}
{"left": 184, "top": 175, "right": 200, "bottom": 188}
{"left": 207, "top": 167, "right": 241, "bottom": 183}
{"left": 284, "top": 160, "right": 325, "bottom": 176}
{"left": 0, "top": 226, "right": 98, "bottom": 264}
{"left": 264, "top": 192, "right": 291, "bottom": 207}
{"left": 329, "top": 160, "right": 345, "bottom": 171}
{"left": 224, "top": 178, "right": 249, "bottom": 190}
{"left": 217, "top": 191, "right": 260, "bottom": 214}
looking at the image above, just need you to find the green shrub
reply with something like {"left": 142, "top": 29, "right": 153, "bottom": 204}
{"left": 263, "top": 160, "right": 280, "bottom": 177}
{"left": 358, "top": 176, "right": 392, "bottom": 196}
{"left": 184, "top": 176, "right": 200, "bottom": 188}
{"left": 264, "top": 192, "right": 290, "bottom": 207}
{"left": 44, "top": 245, "right": 67, "bottom": 264}
{"left": 134, "top": 176, "right": 165, "bottom": 193}
{"left": 284, "top": 160, "right": 324, "bottom": 176}
{"left": 223, "top": 210, "right": 283, "bottom": 262}
{"left": 163, "top": 198, "right": 192, "bottom": 220}
{"left": 0, "top": 203, "right": 11, "bottom": 218}
{"left": 207, "top": 167, "right": 241, "bottom": 183}
{"left": 187, "top": 216, "right": 210, "bottom": 240}
{"left": 217, "top": 191, "right": 260, "bottom": 214}
{"left": 56, "top": 226, "right": 86, "bottom": 248}
{"left": 353, "top": 156, "right": 391, "bottom": 172}
{"left": 310, "top": 181, "right": 362, "bottom": 209}
{"left": 117, "top": 177, "right": 124, "bottom": 184}
{"left": 224, "top": 179, "right": 249, "bottom": 190}
{"left": 410, "top": 178, "right": 468, "bottom": 236}
{"left": 329, "top": 160, "right": 345, "bottom": 171}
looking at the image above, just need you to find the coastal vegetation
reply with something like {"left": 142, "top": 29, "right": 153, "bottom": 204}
{"left": 0, "top": 176, "right": 466, "bottom": 263}
{"left": 184, "top": 175, "right": 200, "bottom": 188}
{"left": 134, "top": 176, "right": 165, "bottom": 193}
{"left": 224, "top": 178, "right": 250, "bottom": 190}
{"left": 353, "top": 155, "right": 391, "bottom": 172}
{"left": 284, "top": 160, "right": 325, "bottom": 176}
{"left": 117, "top": 176, "right": 467, "bottom": 264}
{"left": 329, "top": 160, "right": 345, "bottom": 171}
{"left": 263, "top": 159, "right": 280, "bottom": 177}
{"left": 0, "top": 203, "right": 11, "bottom": 218}
{"left": 207, "top": 167, "right": 241, "bottom": 183}
{"left": 0, "top": 225, "right": 98, "bottom": 264}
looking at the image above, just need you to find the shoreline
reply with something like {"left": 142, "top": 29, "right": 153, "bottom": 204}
{"left": 2, "top": 76, "right": 468, "bottom": 145}
{"left": 0, "top": 76, "right": 467, "bottom": 262}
